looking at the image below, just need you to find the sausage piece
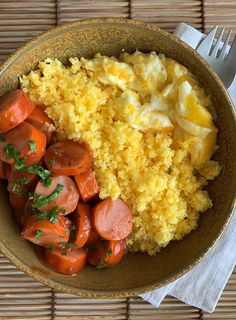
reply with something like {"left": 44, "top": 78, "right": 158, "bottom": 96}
{"left": 43, "top": 247, "right": 87, "bottom": 275}
{"left": 0, "top": 89, "right": 35, "bottom": 133}
{"left": 8, "top": 167, "right": 38, "bottom": 196}
{"left": 103, "top": 240, "right": 126, "bottom": 267}
{"left": 9, "top": 192, "right": 30, "bottom": 228}
{"left": 0, "top": 160, "right": 10, "bottom": 179}
{"left": 22, "top": 215, "right": 71, "bottom": 247}
{"left": 44, "top": 141, "right": 91, "bottom": 176}
{"left": 34, "top": 175, "right": 79, "bottom": 214}
{"left": 86, "top": 230, "right": 99, "bottom": 245}
{"left": 0, "top": 122, "right": 46, "bottom": 166}
{"left": 87, "top": 240, "right": 105, "bottom": 267}
{"left": 92, "top": 199, "right": 132, "bottom": 241}
{"left": 74, "top": 168, "right": 99, "bottom": 202}
{"left": 72, "top": 203, "right": 91, "bottom": 248}
{"left": 26, "top": 106, "right": 53, "bottom": 144}
{"left": 87, "top": 240, "right": 126, "bottom": 268}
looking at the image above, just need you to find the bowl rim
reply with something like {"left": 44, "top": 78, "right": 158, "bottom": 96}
{"left": 0, "top": 17, "right": 236, "bottom": 298}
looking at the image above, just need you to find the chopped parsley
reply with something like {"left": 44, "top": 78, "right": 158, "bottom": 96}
{"left": 52, "top": 148, "right": 58, "bottom": 156}
{"left": 36, "top": 207, "right": 59, "bottom": 223}
{"left": 32, "top": 184, "right": 64, "bottom": 209}
{"left": 47, "top": 245, "right": 55, "bottom": 251}
{"left": 48, "top": 159, "right": 56, "bottom": 166}
{"left": 0, "top": 135, "right": 5, "bottom": 141}
{"left": 70, "top": 225, "right": 76, "bottom": 231}
{"left": 25, "top": 163, "right": 51, "bottom": 186}
{"left": 29, "top": 140, "right": 36, "bottom": 154}
{"left": 61, "top": 251, "right": 67, "bottom": 256}
{"left": 107, "top": 248, "right": 113, "bottom": 256}
{"left": 3, "top": 144, "right": 24, "bottom": 168}
{"left": 35, "top": 229, "right": 43, "bottom": 241}
{"left": 11, "top": 177, "right": 29, "bottom": 195}
{"left": 96, "top": 258, "right": 104, "bottom": 270}
{"left": 58, "top": 242, "right": 74, "bottom": 248}
{"left": 66, "top": 229, "right": 71, "bottom": 235}
{"left": 2, "top": 144, "right": 52, "bottom": 186}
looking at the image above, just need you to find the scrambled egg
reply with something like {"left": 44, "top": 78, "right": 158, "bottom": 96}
{"left": 20, "top": 51, "right": 221, "bottom": 255}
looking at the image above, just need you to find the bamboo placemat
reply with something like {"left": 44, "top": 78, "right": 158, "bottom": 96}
{"left": 1, "top": 1, "right": 236, "bottom": 319}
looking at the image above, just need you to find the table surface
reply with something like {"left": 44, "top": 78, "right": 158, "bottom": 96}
{"left": 1, "top": 1, "right": 236, "bottom": 319}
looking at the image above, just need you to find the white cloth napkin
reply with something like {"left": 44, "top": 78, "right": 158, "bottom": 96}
{"left": 140, "top": 23, "right": 236, "bottom": 313}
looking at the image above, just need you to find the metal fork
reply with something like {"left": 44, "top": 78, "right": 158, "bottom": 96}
{"left": 196, "top": 26, "right": 236, "bottom": 88}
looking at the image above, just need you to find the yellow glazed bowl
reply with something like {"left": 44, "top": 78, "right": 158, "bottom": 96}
{"left": 0, "top": 18, "right": 236, "bottom": 297}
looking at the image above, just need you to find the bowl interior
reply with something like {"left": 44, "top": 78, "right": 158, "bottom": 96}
{"left": 0, "top": 19, "right": 236, "bottom": 297}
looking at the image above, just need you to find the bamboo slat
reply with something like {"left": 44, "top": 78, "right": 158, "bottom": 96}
{"left": 204, "top": 0, "right": 236, "bottom": 36}
{"left": 0, "top": 0, "right": 56, "bottom": 63}
{"left": 58, "top": 0, "right": 130, "bottom": 22}
{"left": 1, "top": 1, "right": 236, "bottom": 319}
{"left": 131, "top": 0, "right": 203, "bottom": 32}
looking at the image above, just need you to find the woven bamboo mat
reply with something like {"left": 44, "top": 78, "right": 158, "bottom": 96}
{"left": 1, "top": 0, "right": 236, "bottom": 319}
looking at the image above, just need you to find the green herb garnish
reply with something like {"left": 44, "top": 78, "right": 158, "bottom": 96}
{"left": 48, "top": 159, "right": 56, "bottom": 166}
{"left": 29, "top": 140, "right": 36, "bottom": 154}
{"left": 59, "top": 242, "right": 74, "bottom": 248}
{"left": 66, "top": 229, "right": 71, "bottom": 235}
{"left": 107, "top": 248, "right": 112, "bottom": 256}
{"left": 0, "top": 135, "right": 5, "bottom": 141}
{"left": 35, "top": 229, "right": 43, "bottom": 241}
{"left": 62, "top": 251, "right": 67, "bottom": 256}
{"left": 2, "top": 144, "right": 52, "bottom": 186}
{"left": 52, "top": 148, "right": 58, "bottom": 156}
{"left": 47, "top": 245, "right": 55, "bottom": 251}
{"left": 36, "top": 207, "right": 60, "bottom": 223}
{"left": 32, "top": 184, "right": 64, "bottom": 209}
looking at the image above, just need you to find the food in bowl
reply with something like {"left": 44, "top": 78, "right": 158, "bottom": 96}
{"left": 0, "top": 51, "right": 220, "bottom": 275}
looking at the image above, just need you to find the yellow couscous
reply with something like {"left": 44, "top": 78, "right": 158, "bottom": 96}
{"left": 20, "top": 51, "right": 221, "bottom": 255}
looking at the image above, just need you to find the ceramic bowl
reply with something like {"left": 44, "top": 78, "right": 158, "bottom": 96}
{"left": 0, "top": 18, "right": 236, "bottom": 297}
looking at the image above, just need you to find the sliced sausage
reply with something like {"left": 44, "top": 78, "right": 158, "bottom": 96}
{"left": 43, "top": 247, "right": 87, "bottom": 275}
{"left": 0, "top": 122, "right": 46, "bottom": 166}
{"left": 0, "top": 160, "right": 10, "bottom": 179}
{"left": 87, "top": 240, "right": 105, "bottom": 267}
{"left": 26, "top": 105, "right": 53, "bottom": 144}
{"left": 0, "top": 89, "right": 35, "bottom": 133}
{"left": 8, "top": 167, "right": 38, "bottom": 196}
{"left": 9, "top": 192, "right": 29, "bottom": 227}
{"left": 9, "top": 192, "right": 28, "bottom": 212}
{"left": 86, "top": 230, "right": 99, "bottom": 245}
{"left": 87, "top": 239, "right": 126, "bottom": 268}
{"left": 74, "top": 168, "right": 99, "bottom": 202}
{"left": 44, "top": 141, "right": 91, "bottom": 176}
{"left": 72, "top": 203, "right": 91, "bottom": 248}
{"left": 22, "top": 215, "right": 71, "bottom": 247}
{"left": 34, "top": 175, "right": 79, "bottom": 213}
{"left": 92, "top": 199, "right": 132, "bottom": 241}
{"left": 103, "top": 240, "right": 126, "bottom": 267}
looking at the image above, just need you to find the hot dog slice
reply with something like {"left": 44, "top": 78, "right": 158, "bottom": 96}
{"left": 0, "top": 122, "right": 46, "bottom": 166}
{"left": 22, "top": 215, "right": 71, "bottom": 247}
{"left": 0, "top": 160, "right": 10, "bottom": 179}
{"left": 8, "top": 167, "right": 38, "bottom": 196}
{"left": 34, "top": 175, "right": 79, "bottom": 214}
{"left": 72, "top": 203, "right": 91, "bottom": 248}
{"left": 92, "top": 199, "right": 132, "bottom": 241}
{"left": 74, "top": 168, "right": 99, "bottom": 202}
{"left": 103, "top": 240, "right": 126, "bottom": 267}
{"left": 44, "top": 141, "right": 91, "bottom": 176}
{"left": 43, "top": 247, "right": 87, "bottom": 275}
{"left": 87, "top": 239, "right": 126, "bottom": 268}
{"left": 26, "top": 106, "right": 53, "bottom": 144}
{"left": 0, "top": 89, "right": 35, "bottom": 133}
